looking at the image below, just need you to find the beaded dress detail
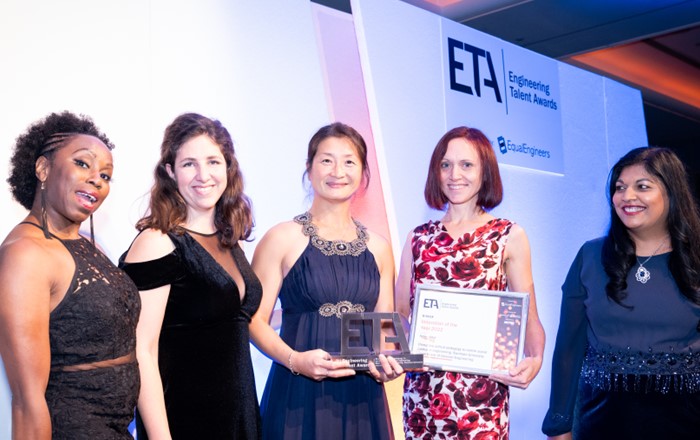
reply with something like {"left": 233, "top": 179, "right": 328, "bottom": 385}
{"left": 296, "top": 211, "right": 368, "bottom": 256}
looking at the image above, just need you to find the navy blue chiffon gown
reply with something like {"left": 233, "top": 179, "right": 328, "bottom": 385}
{"left": 259, "top": 212, "right": 393, "bottom": 440}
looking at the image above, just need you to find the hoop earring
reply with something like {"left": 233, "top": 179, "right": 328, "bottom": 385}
{"left": 40, "top": 181, "right": 51, "bottom": 239}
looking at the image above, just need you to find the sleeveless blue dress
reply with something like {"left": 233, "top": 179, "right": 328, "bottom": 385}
{"left": 259, "top": 213, "right": 393, "bottom": 440}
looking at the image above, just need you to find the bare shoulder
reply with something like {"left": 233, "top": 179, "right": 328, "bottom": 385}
{"left": 507, "top": 222, "right": 529, "bottom": 242}
{"left": 0, "top": 234, "right": 53, "bottom": 274}
{"left": 0, "top": 222, "right": 69, "bottom": 267}
{"left": 123, "top": 228, "right": 175, "bottom": 263}
{"left": 366, "top": 229, "right": 391, "bottom": 251}
{"left": 254, "top": 220, "right": 306, "bottom": 261}
{"left": 261, "top": 220, "right": 302, "bottom": 242}
{"left": 254, "top": 219, "right": 317, "bottom": 282}
{"left": 365, "top": 229, "right": 393, "bottom": 264}
{"left": 0, "top": 231, "right": 62, "bottom": 299}
{"left": 504, "top": 221, "right": 531, "bottom": 260}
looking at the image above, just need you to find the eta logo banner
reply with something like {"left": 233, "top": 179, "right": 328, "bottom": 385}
{"left": 443, "top": 19, "right": 564, "bottom": 175}
{"left": 448, "top": 37, "right": 502, "bottom": 104}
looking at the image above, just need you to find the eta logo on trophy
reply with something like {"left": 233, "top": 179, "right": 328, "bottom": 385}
{"left": 334, "top": 312, "right": 424, "bottom": 371}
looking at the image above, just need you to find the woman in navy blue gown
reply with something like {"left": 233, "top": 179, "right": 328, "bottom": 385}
{"left": 249, "top": 122, "right": 403, "bottom": 439}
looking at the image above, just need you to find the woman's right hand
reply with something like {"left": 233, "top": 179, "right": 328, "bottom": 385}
{"left": 290, "top": 349, "right": 356, "bottom": 381}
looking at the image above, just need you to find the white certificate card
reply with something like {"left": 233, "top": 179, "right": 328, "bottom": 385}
{"left": 409, "top": 284, "right": 528, "bottom": 375}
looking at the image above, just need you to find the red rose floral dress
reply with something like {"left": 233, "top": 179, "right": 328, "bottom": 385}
{"left": 403, "top": 219, "right": 514, "bottom": 440}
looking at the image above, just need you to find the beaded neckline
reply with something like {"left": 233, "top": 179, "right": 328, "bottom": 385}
{"left": 294, "top": 212, "right": 368, "bottom": 257}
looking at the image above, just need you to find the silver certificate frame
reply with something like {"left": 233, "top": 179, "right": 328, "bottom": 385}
{"left": 409, "top": 284, "right": 529, "bottom": 375}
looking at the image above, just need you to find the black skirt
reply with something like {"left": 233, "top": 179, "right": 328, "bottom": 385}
{"left": 574, "top": 381, "right": 700, "bottom": 440}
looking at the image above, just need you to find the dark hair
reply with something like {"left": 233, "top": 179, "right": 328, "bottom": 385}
{"left": 602, "top": 146, "right": 700, "bottom": 305}
{"left": 136, "top": 113, "right": 253, "bottom": 247}
{"left": 8, "top": 111, "right": 114, "bottom": 210}
{"left": 304, "top": 122, "right": 370, "bottom": 188}
{"left": 424, "top": 126, "right": 502, "bottom": 211}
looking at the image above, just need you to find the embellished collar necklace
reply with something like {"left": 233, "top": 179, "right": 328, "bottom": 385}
{"left": 294, "top": 212, "right": 368, "bottom": 257}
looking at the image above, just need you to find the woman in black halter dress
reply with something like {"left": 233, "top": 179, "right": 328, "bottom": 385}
{"left": 0, "top": 112, "right": 140, "bottom": 439}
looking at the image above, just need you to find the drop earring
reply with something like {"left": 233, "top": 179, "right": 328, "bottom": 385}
{"left": 89, "top": 214, "right": 95, "bottom": 247}
{"left": 40, "top": 181, "right": 51, "bottom": 239}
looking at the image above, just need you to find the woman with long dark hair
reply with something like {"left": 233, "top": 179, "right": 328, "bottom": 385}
{"left": 120, "top": 113, "right": 261, "bottom": 439}
{"left": 543, "top": 147, "right": 700, "bottom": 439}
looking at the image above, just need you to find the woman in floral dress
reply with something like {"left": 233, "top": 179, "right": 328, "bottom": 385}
{"left": 395, "top": 126, "right": 545, "bottom": 439}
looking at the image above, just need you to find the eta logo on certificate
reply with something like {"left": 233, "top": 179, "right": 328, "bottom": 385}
{"left": 423, "top": 298, "right": 439, "bottom": 309}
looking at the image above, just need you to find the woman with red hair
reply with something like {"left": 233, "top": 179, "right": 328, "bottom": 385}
{"left": 396, "top": 126, "right": 545, "bottom": 439}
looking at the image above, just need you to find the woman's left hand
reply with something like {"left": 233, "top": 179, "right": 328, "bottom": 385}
{"left": 489, "top": 355, "right": 543, "bottom": 389}
{"left": 367, "top": 354, "right": 404, "bottom": 382}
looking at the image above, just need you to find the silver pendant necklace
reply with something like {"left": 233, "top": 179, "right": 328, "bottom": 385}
{"left": 635, "top": 239, "right": 668, "bottom": 284}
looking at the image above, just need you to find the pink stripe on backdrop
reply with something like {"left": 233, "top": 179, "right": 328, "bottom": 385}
{"left": 312, "top": 7, "right": 404, "bottom": 439}
{"left": 312, "top": 6, "right": 392, "bottom": 246}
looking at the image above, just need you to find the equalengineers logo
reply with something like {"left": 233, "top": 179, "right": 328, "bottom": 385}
{"left": 497, "top": 136, "right": 551, "bottom": 159}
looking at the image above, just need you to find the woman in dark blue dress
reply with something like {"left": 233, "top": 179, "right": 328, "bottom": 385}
{"left": 543, "top": 147, "right": 700, "bottom": 439}
{"left": 120, "top": 113, "right": 262, "bottom": 439}
{"left": 249, "top": 122, "right": 403, "bottom": 439}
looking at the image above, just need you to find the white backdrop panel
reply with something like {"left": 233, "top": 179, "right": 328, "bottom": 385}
{"left": 0, "top": 1, "right": 330, "bottom": 437}
{"left": 350, "top": 0, "right": 648, "bottom": 438}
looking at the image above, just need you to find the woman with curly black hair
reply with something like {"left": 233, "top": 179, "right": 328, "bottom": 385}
{"left": 0, "top": 111, "right": 140, "bottom": 439}
{"left": 543, "top": 147, "right": 700, "bottom": 439}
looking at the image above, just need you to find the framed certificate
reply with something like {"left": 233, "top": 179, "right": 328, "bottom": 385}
{"left": 409, "top": 284, "right": 529, "bottom": 375}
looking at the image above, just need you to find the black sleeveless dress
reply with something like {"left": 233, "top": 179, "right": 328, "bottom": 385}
{"left": 259, "top": 213, "right": 393, "bottom": 440}
{"left": 119, "top": 231, "right": 262, "bottom": 439}
{"left": 38, "top": 225, "right": 140, "bottom": 440}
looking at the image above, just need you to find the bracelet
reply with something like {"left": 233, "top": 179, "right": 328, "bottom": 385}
{"left": 288, "top": 351, "right": 300, "bottom": 375}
